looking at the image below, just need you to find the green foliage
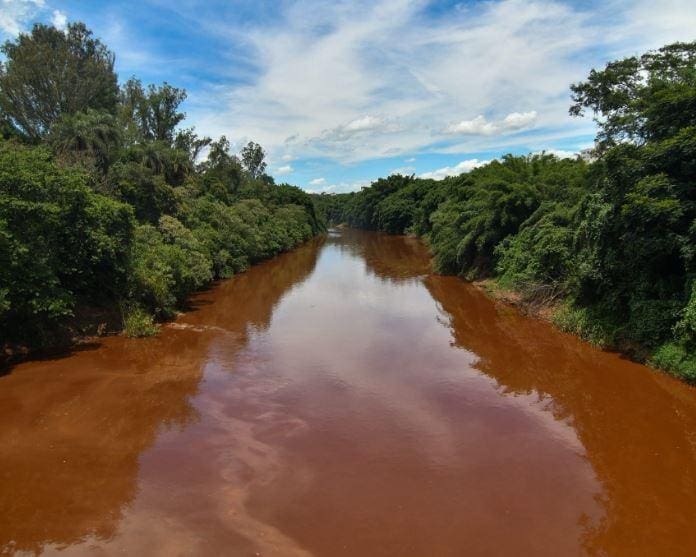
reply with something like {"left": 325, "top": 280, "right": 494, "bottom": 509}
{"left": 0, "top": 21, "right": 322, "bottom": 348}
{"left": 49, "top": 109, "right": 121, "bottom": 175}
{"left": 552, "top": 303, "right": 619, "bottom": 348}
{"left": 450, "top": 155, "right": 586, "bottom": 276}
{"left": 496, "top": 202, "right": 574, "bottom": 296}
{"left": 119, "top": 78, "right": 187, "bottom": 144}
{"left": 240, "top": 141, "right": 267, "bottom": 179}
{"left": 109, "top": 160, "right": 178, "bottom": 223}
{"left": 675, "top": 282, "right": 696, "bottom": 344}
{"left": 0, "top": 23, "right": 118, "bottom": 139}
{"left": 127, "top": 217, "right": 212, "bottom": 317}
{"left": 570, "top": 42, "right": 696, "bottom": 151}
{"left": 651, "top": 343, "right": 696, "bottom": 382}
{"left": 122, "top": 305, "right": 159, "bottom": 338}
{"left": 0, "top": 140, "right": 134, "bottom": 342}
{"left": 324, "top": 41, "right": 696, "bottom": 380}
{"left": 174, "top": 128, "right": 212, "bottom": 167}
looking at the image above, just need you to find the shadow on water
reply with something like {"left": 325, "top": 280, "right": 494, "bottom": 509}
{"left": 0, "top": 238, "right": 322, "bottom": 555}
{"left": 0, "top": 342, "right": 105, "bottom": 378}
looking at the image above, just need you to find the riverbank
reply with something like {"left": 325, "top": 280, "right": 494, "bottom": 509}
{"left": 1, "top": 305, "right": 121, "bottom": 371}
{"left": 1, "top": 236, "right": 323, "bottom": 372}
{"left": 471, "top": 276, "right": 695, "bottom": 382}
{"left": 4, "top": 228, "right": 696, "bottom": 556}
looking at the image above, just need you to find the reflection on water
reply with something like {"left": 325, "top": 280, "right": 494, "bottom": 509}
{"left": 0, "top": 239, "right": 322, "bottom": 556}
{"left": 1, "top": 230, "right": 696, "bottom": 556}
{"left": 426, "top": 275, "right": 696, "bottom": 555}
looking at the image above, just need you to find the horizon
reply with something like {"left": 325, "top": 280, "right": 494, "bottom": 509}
{"left": 2, "top": 0, "right": 695, "bottom": 192}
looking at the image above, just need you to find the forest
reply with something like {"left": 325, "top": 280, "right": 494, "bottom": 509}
{"left": 0, "top": 22, "right": 323, "bottom": 351}
{"left": 2, "top": 21, "right": 694, "bottom": 383}
{"left": 314, "top": 42, "right": 696, "bottom": 381}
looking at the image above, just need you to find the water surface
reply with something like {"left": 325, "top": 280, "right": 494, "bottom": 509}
{"left": 2, "top": 229, "right": 696, "bottom": 556}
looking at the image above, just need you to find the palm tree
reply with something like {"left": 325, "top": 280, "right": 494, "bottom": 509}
{"left": 49, "top": 109, "right": 121, "bottom": 174}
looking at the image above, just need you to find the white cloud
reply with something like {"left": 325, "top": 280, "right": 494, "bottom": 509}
{"left": 445, "top": 115, "right": 498, "bottom": 136}
{"left": 0, "top": 0, "right": 45, "bottom": 35}
{"left": 187, "top": 0, "right": 594, "bottom": 162}
{"left": 306, "top": 179, "right": 369, "bottom": 194}
{"left": 172, "top": 0, "right": 696, "bottom": 168}
{"left": 419, "top": 159, "right": 491, "bottom": 180}
{"left": 502, "top": 111, "right": 538, "bottom": 130}
{"left": 281, "top": 154, "right": 294, "bottom": 161}
{"left": 534, "top": 148, "right": 578, "bottom": 159}
{"left": 51, "top": 9, "right": 66, "bottom": 30}
{"left": 275, "top": 164, "right": 293, "bottom": 175}
{"left": 445, "top": 111, "right": 537, "bottom": 136}
{"left": 344, "top": 115, "right": 383, "bottom": 132}
{"left": 621, "top": 0, "right": 696, "bottom": 51}
{"left": 310, "top": 115, "right": 400, "bottom": 147}
{"left": 309, "top": 177, "right": 326, "bottom": 186}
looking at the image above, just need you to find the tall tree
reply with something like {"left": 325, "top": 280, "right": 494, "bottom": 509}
{"left": 175, "top": 128, "right": 212, "bottom": 166}
{"left": 0, "top": 23, "right": 118, "bottom": 140}
{"left": 570, "top": 42, "right": 696, "bottom": 151}
{"left": 119, "top": 78, "right": 187, "bottom": 144}
{"left": 240, "top": 141, "right": 267, "bottom": 179}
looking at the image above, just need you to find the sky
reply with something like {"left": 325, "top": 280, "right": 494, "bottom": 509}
{"left": 1, "top": 0, "right": 696, "bottom": 192}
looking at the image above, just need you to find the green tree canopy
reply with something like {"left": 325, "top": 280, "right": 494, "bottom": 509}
{"left": 48, "top": 109, "right": 121, "bottom": 175}
{"left": 570, "top": 42, "right": 696, "bottom": 150}
{"left": 240, "top": 141, "right": 267, "bottom": 179}
{"left": 0, "top": 23, "right": 118, "bottom": 140}
{"left": 119, "top": 78, "right": 187, "bottom": 144}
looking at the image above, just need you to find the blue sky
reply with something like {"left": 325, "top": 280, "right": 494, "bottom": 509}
{"left": 2, "top": 0, "right": 696, "bottom": 191}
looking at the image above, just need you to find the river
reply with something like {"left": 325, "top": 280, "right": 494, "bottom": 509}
{"left": 2, "top": 229, "right": 696, "bottom": 556}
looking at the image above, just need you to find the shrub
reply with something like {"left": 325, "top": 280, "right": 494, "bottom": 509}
{"left": 122, "top": 305, "right": 159, "bottom": 337}
{"left": 0, "top": 141, "right": 134, "bottom": 343}
{"left": 651, "top": 343, "right": 696, "bottom": 382}
{"left": 552, "top": 303, "right": 619, "bottom": 348}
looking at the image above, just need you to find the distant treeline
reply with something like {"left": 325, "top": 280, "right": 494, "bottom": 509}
{"left": 0, "top": 23, "right": 323, "bottom": 347}
{"left": 314, "top": 42, "right": 696, "bottom": 381}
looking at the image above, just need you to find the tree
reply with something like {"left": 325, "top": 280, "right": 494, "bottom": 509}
{"left": 240, "top": 141, "right": 267, "bottom": 179}
{"left": 119, "top": 78, "right": 187, "bottom": 144}
{"left": 175, "top": 128, "right": 212, "bottom": 166}
{"left": 49, "top": 109, "right": 121, "bottom": 174}
{"left": 570, "top": 41, "right": 696, "bottom": 151}
{"left": 198, "top": 136, "right": 243, "bottom": 201}
{"left": 0, "top": 23, "right": 118, "bottom": 140}
{"left": 0, "top": 141, "right": 134, "bottom": 341}
{"left": 120, "top": 141, "right": 192, "bottom": 186}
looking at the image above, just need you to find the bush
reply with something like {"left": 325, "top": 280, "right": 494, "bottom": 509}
{"left": 495, "top": 203, "right": 574, "bottom": 295}
{"left": 651, "top": 343, "right": 696, "bottom": 382}
{"left": 552, "top": 303, "right": 618, "bottom": 348}
{"left": 0, "top": 141, "right": 134, "bottom": 343}
{"left": 127, "top": 218, "right": 212, "bottom": 317}
{"left": 122, "top": 305, "right": 159, "bottom": 337}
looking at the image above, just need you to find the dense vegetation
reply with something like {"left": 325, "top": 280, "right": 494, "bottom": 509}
{"left": 0, "top": 23, "right": 322, "bottom": 348}
{"left": 315, "top": 42, "right": 696, "bottom": 381}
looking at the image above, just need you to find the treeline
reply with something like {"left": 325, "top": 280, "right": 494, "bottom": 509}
{"left": 0, "top": 23, "right": 322, "bottom": 347}
{"left": 315, "top": 42, "right": 696, "bottom": 381}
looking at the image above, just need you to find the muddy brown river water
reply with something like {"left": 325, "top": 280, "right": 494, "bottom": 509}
{"left": 2, "top": 229, "right": 696, "bottom": 556}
